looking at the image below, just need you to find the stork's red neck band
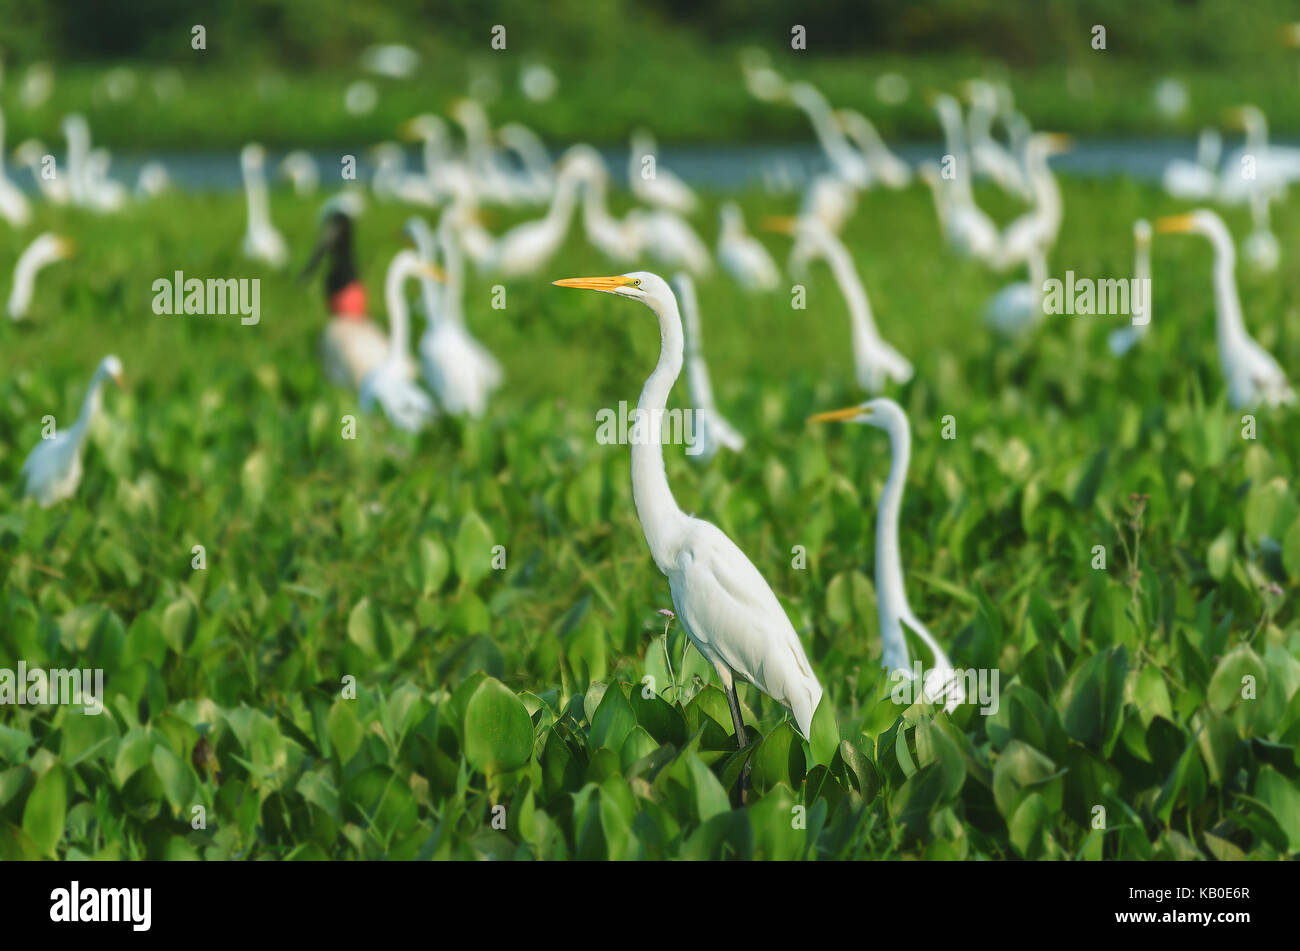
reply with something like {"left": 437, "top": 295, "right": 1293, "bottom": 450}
{"left": 329, "top": 281, "right": 368, "bottom": 320}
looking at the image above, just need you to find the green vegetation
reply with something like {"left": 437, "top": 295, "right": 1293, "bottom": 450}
{"left": 2, "top": 178, "right": 1299, "bottom": 859}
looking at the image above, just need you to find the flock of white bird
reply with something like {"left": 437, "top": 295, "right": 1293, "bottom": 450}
{"left": 10, "top": 50, "right": 1299, "bottom": 778}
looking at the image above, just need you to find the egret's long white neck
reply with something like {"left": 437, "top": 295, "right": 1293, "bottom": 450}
{"left": 437, "top": 221, "right": 466, "bottom": 326}
{"left": 243, "top": 160, "right": 272, "bottom": 234}
{"left": 633, "top": 294, "right": 688, "bottom": 573}
{"left": 794, "top": 87, "right": 864, "bottom": 182}
{"left": 1208, "top": 230, "right": 1248, "bottom": 352}
{"left": 65, "top": 122, "right": 90, "bottom": 203}
{"left": 9, "top": 245, "right": 54, "bottom": 316}
{"left": 820, "top": 232, "right": 882, "bottom": 351}
{"left": 1026, "top": 146, "right": 1061, "bottom": 228}
{"left": 875, "top": 417, "right": 912, "bottom": 626}
{"left": 384, "top": 264, "right": 414, "bottom": 353}
{"left": 71, "top": 367, "right": 109, "bottom": 437}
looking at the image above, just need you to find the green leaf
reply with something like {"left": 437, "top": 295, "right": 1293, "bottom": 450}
{"left": 152, "top": 744, "right": 196, "bottom": 814}
{"left": 808, "top": 694, "right": 839, "bottom": 767}
{"left": 1255, "top": 766, "right": 1300, "bottom": 852}
{"left": 21, "top": 764, "right": 66, "bottom": 857}
{"left": 327, "top": 700, "right": 363, "bottom": 765}
{"left": 463, "top": 678, "right": 533, "bottom": 775}
{"left": 589, "top": 682, "right": 636, "bottom": 752}
{"left": 454, "top": 511, "right": 496, "bottom": 589}
{"left": 1207, "top": 644, "right": 1265, "bottom": 714}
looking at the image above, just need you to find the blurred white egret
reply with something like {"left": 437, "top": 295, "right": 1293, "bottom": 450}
{"left": 134, "top": 160, "right": 170, "bottom": 199}
{"left": 370, "top": 142, "right": 440, "bottom": 206}
{"left": 7, "top": 232, "right": 73, "bottom": 320}
{"left": 0, "top": 108, "right": 32, "bottom": 226}
{"left": 240, "top": 144, "right": 288, "bottom": 268}
{"left": 566, "top": 146, "right": 643, "bottom": 261}
{"left": 787, "top": 82, "right": 871, "bottom": 188}
{"left": 961, "top": 80, "right": 1031, "bottom": 200}
{"left": 61, "top": 114, "right": 91, "bottom": 206}
{"left": 1156, "top": 211, "right": 1294, "bottom": 409}
{"left": 984, "top": 246, "right": 1048, "bottom": 338}
{"left": 21, "top": 355, "right": 124, "bottom": 508}
{"left": 359, "top": 249, "right": 439, "bottom": 431}
{"left": 466, "top": 158, "right": 583, "bottom": 277}
{"left": 994, "top": 133, "right": 1071, "bottom": 271}
{"left": 407, "top": 215, "right": 502, "bottom": 417}
{"left": 1162, "top": 129, "right": 1221, "bottom": 200}
{"left": 833, "top": 108, "right": 911, "bottom": 188}
{"left": 1243, "top": 191, "right": 1279, "bottom": 274}
{"left": 716, "top": 202, "right": 779, "bottom": 291}
{"left": 768, "top": 215, "right": 912, "bottom": 392}
{"left": 629, "top": 129, "right": 698, "bottom": 215}
{"left": 497, "top": 122, "right": 555, "bottom": 203}
{"left": 12, "top": 139, "right": 69, "bottom": 205}
{"left": 278, "top": 150, "right": 320, "bottom": 196}
{"left": 1108, "top": 220, "right": 1154, "bottom": 356}
{"left": 917, "top": 160, "right": 1000, "bottom": 265}
{"left": 672, "top": 272, "right": 745, "bottom": 462}
{"left": 626, "top": 208, "right": 712, "bottom": 276}
{"left": 1219, "top": 105, "right": 1300, "bottom": 203}
{"left": 552, "top": 272, "right": 823, "bottom": 753}
{"left": 809, "top": 398, "right": 964, "bottom": 712}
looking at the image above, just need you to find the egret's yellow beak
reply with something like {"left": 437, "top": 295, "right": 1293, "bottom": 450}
{"left": 1045, "top": 132, "right": 1074, "bottom": 151}
{"left": 54, "top": 236, "right": 76, "bottom": 258}
{"left": 1155, "top": 213, "right": 1196, "bottom": 234}
{"left": 420, "top": 264, "right": 445, "bottom": 282}
{"left": 112, "top": 371, "right": 126, "bottom": 389}
{"left": 1223, "top": 106, "right": 1248, "bottom": 128}
{"left": 808, "top": 404, "right": 868, "bottom": 424}
{"left": 761, "top": 215, "right": 799, "bottom": 235}
{"left": 398, "top": 118, "right": 422, "bottom": 140}
{"left": 1284, "top": 23, "right": 1300, "bottom": 48}
{"left": 552, "top": 275, "right": 637, "bottom": 293}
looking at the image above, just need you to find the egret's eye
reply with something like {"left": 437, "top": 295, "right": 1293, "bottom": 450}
{"left": 631, "top": 279, "right": 641, "bottom": 287}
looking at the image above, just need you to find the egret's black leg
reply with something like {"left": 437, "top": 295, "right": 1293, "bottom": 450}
{"left": 724, "top": 681, "right": 753, "bottom": 804}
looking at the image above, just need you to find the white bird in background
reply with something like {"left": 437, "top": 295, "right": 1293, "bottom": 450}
{"left": 240, "top": 144, "right": 288, "bottom": 268}
{"left": 769, "top": 215, "right": 913, "bottom": 392}
{"left": 7, "top": 232, "right": 73, "bottom": 320}
{"left": 833, "top": 108, "right": 911, "bottom": 189}
{"left": 797, "top": 174, "right": 858, "bottom": 249}
{"left": 1108, "top": 219, "right": 1154, "bottom": 356}
{"left": 993, "top": 132, "right": 1071, "bottom": 271}
{"left": 627, "top": 207, "right": 713, "bottom": 276}
{"left": 497, "top": 122, "right": 555, "bottom": 203}
{"left": 278, "top": 150, "right": 320, "bottom": 196}
{"left": 463, "top": 157, "right": 584, "bottom": 277}
{"left": 84, "top": 147, "right": 127, "bottom": 212}
{"left": 809, "top": 398, "right": 964, "bottom": 712}
{"left": 917, "top": 159, "right": 1000, "bottom": 265}
{"left": 672, "top": 272, "right": 746, "bottom": 462}
{"left": 628, "top": 128, "right": 698, "bottom": 215}
{"left": 0, "top": 108, "right": 33, "bottom": 227}
{"left": 566, "top": 146, "right": 643, "bottom": 262}
{"left": 786, "top": 81, "right": 871, "bottom": 188}
{"left": 552, "top": 272, "right": 823, "bottom": 763}
{"left": 61, "top": 114, "right": 92, "bottom": 207}
{"left": 21, "top": 355, "right": 124, "bottom": 508}
{"left": 399, "top": 114, "right": 455, "bottom": 199}
{"left": 1219, "top": 105, "right": 1300, "bottom": 203}
{"left": 407, "top": 215, "right": 502, "bottom": 418}
{"left": 1156, "top": 210, "right": 1294, "bottom": 409}
{"left": 960, "top": 79, "right": 1031, "bottom": 201}
{"left": 1243, "top": 191, "right": 1279, "bottom": 275}
{"left": 12, "top": 139, "right": 69, "bottom": 205}
{"left": 134, "top": 160, "right": 171, "bottom": 199}
{"left": 359, "top": 249, "right": 439, "bottom": 431}
{"left": 984, "top": 245, "right": 1049, "bottom": 338}
{"left": 1162, "top": 128, "right": 1221, "bottom": 200}
{"left": 716, "top": 202, "right": 779, "bottom": 291}
{"left": 370, "top": 142, "right": 440, "bottom": 207}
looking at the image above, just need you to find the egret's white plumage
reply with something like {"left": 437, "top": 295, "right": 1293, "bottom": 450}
{"left": 628, "top": 129, "right": 698, "bottom": 215}
{"left": 1156, "top": 210, "right": 1294, "bottom": 409}
{"left": 7, "top": 233, "right": 73, "bottom": 320}
{"left": 240, "top": 144, "right": 288, "bottom": 268}
{"left": 1109, "top": 220, "right": 1154, "bottom": 356}
{"left": 21, "top": 355, "right": 124, "bottom": 508}
{"left": 810, "top": 398, "right": 964, "bottom": 712}
{"left": 553, "top": 272, "right": 822, "bottom": 745}
{"left": 716, "top": 202, "right": 779, "bottom": 291}
{"left": 672, "top": 272, "right": 745, "bottom": 462}
{"left": 359, "top": 250, "right": 439, "bottom": 431}
{"left": 0, "top": 108, "right": 33, "bottom": 227}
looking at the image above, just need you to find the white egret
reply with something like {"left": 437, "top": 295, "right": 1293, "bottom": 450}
{"left": 497, "top": 122, "right": 555, "bottom": 203}
{"left": 1108, "top": 220, "right": 1154, "bottom": 356}
{"left": 786, "top": 81, "right": 871, "bottom": 188}
{"left": 1243, "top": 191, "right": 1279, "bottom": 275}
{"left": 134, "top": 161, "right": 170, "bottom": 199}
{"left": 399, "top": 114, "right": 455, "bottom": 198}
{"left": 465, "top": 157, "right": 583, "bottom": 277}
{"left": 767, "top": 216, "right": 912, "bottom": 392}
{"left": 84, "top": 147, "right": 127, "bottom": 212}
{"left": 12, "top": 139, "right": 69, "bottom": 204}
{"left": 917, "top": 159, "right": 1000, "bottom": 265}
{"left": 628, "top": 129, "right": 698, "bottom": 215}
{"left": 626, "top": 208, "right": 712, "bottom": 276}
{"left": 359, "top": 249, "right": 439, "bottom": 432}
{"left": 994, "top": 133, "right": 1071, "bottom": 272}
{"left": 240, "top": 144, "right": 288, "bottom": 268}
{"left": 0, "top": 108, "right": 32, "bottom": 226}
{"left": 1162, "top": 129, "right": 1221, "bottom": 200}
{"left": 61, "top": 114, "right": 92, "bottom": 206}
{"left": 552, "top": 272, "right": 823, "bottom": 756}
{"left": 797, "top": 174, "right": 858, "bottom": 248}
{"left": 672, "top": 272, "right": 745, "bottom": 462}
{"left": 1156, "top": 211, "right": 1294, "bottom": 409}
{"left": 7, "top": 233, "right": 73, "bottom": 320}
{"left": 1219, "top": 105, "right": 1300, "bottom": 203}
{"left": 566, "top": 146, "right": 642, "bottom": 262}
{"left": 21, "top": 355, "right": 124, "bottom": 508}
{"left": 984, "top": 246, "right": 1048, "bottom": 338}
{"left": 809, "top": 398, "right": 964, "bottom": 712}
{"left": 370, "top": 142, "right": 440, "bottom": 206}
{"left": 303, "top": 205, "right": 414, "bottom": 387}
{"left": 960, "top": 80, "right": 1031, "bottom": 200}
{"left": 278, "top": 150, "right": 320, "bottom": 196}
{"left": 716, "top": 202, "right": 779, "bottom": 291}
{"left": 406, "top": 215, "right": 502, "bottom": 417}
{"left": 833, "top": 108, "right": 911, "bottom": 188}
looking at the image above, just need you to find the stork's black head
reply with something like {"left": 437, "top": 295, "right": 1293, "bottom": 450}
{"left": 301, "top": 210, "right": 358, "bottom": 297}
